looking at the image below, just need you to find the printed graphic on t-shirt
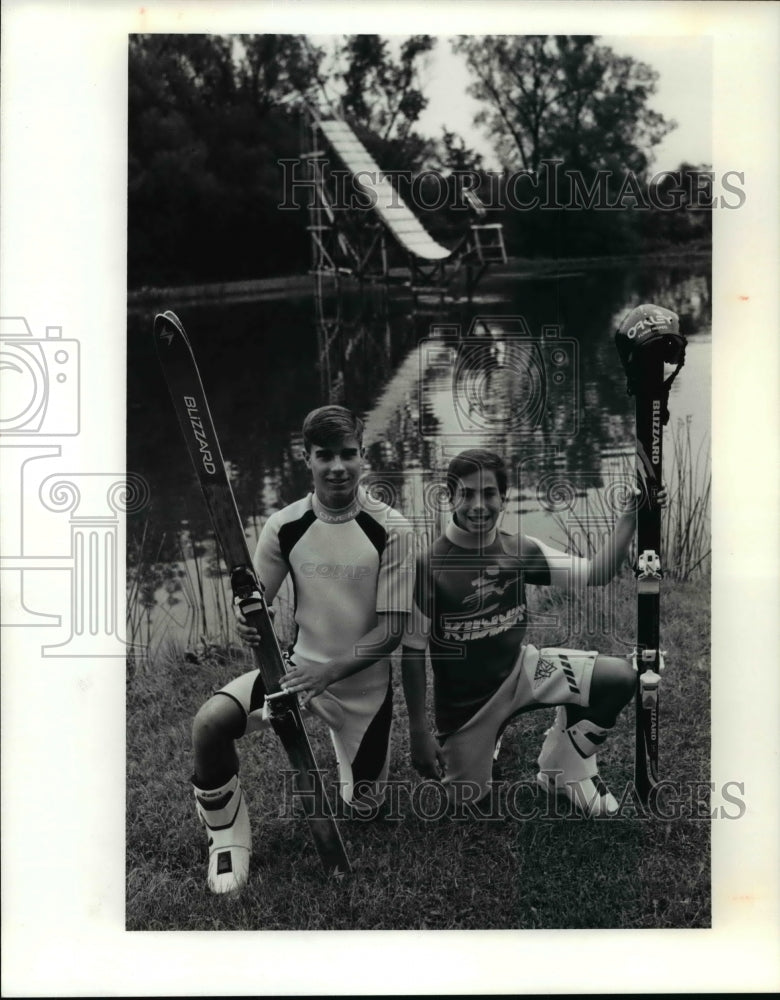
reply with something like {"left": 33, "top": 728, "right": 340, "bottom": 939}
{"left": 461, "top": 566, "right": 515, "bottom": 611}
{"left": 437, "top": 563, "right": 525, "bottom": 642}
{"left": 441, "top": 603, "right": 526, "bottom": 642}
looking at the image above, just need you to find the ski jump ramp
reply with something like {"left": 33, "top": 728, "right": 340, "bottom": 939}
{"left": 317, "top": 119, "right": 452, "bottom": 263}
{"left": 306, "top": 114, "right": 505, "bottom": 291}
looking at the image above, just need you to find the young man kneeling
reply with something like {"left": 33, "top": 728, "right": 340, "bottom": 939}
{"left": 192, "top": 406, "right": 413, "bottom": 892}
{"left": 402, "top": 448, "right": 659, "bottom": 818}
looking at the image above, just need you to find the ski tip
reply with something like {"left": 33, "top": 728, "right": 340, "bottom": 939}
{"left": 153, "top": 310, "right": 187, "bottom": 348}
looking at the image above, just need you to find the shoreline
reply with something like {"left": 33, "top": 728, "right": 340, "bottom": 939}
{"left": 127, "top": 244, "right": 711, "bottom": 308}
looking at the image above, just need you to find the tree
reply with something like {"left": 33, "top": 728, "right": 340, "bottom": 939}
{"left": 643, "top": 162, "right": 713, "bottom": 245}
{"left": 452, "top": 35, "right": 675, "bottom": 176}
{"left": 237, "top": 34, "right": 324, "bottom": 114}
{"left": 128, "top": 34, "right": 324, "bottom": 286}
{"left": 314, "top": 35, "right": 438, "bottom": 177}
{"left": 339, "top": 34, "right": 435, "bottom": 143}
{"left": 437, "top": 129, "right": 484, "bottom": 173}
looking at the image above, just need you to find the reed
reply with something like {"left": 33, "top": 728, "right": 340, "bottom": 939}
{"left": 662, "top": 417, "right": 711, "bottom": 580}
{"left": 127, "top": 524, "right": 238, "bottom": 670}
{"left": 551, "top": 419, "right": 710, "bottom": 581}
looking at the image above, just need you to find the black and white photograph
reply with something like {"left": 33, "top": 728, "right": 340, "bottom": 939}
{"left": 2, "top": 1, "right": 779, "bottom": 996}
{"left": 128, "top": 29, "right": 715, "bottom": 930}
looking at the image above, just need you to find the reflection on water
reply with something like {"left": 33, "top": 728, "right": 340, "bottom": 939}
{"left": 128, "top": 260, "right": 711, "bottom": 649}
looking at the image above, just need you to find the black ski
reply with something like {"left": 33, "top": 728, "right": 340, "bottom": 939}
{"left": 153, "top": 310, "right": 350, "bottom": 877}
{"left": 615, "top": 304, "right": 686, "bottom": 804}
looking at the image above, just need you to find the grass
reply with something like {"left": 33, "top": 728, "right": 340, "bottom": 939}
{"left": 126, "top": 568, "right": 711, "bottom": 931}
{"left": 127, "top": 437, "right": 712, "bottom": 930}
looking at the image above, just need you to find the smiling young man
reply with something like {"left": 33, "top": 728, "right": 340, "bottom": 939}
{"left": 402, "top": 448, "right": 652, "bottom": 819}
{"left": 190, "top": 406, "right": 414, "bottom": 893}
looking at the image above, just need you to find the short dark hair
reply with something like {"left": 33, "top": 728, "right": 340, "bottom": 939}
{"left": 302, "top": 405, "right": 364, "bottom": 452}
{"left": 446, "top": 449, "right": 508, "bottom": 499}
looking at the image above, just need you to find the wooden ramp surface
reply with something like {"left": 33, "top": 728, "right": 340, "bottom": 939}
{"left": 319, "top": 119, "right": 452, "bottom": 262}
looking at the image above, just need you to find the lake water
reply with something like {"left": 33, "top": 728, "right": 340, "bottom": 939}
{"left": 127, "top": 258, "right": 711, "bottom": 653}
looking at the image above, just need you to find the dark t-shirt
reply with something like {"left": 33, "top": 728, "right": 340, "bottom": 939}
{"left": 406, "top": 519, "right": 587, "bottom": 735}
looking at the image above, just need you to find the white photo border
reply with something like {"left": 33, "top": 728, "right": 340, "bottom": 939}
{"left": 1, "top": 0, "right": 778, "bottom": 995}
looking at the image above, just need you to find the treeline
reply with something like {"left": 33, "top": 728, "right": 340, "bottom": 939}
{"left": 128, "top": 34, "right": 711, "bottom": 290}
